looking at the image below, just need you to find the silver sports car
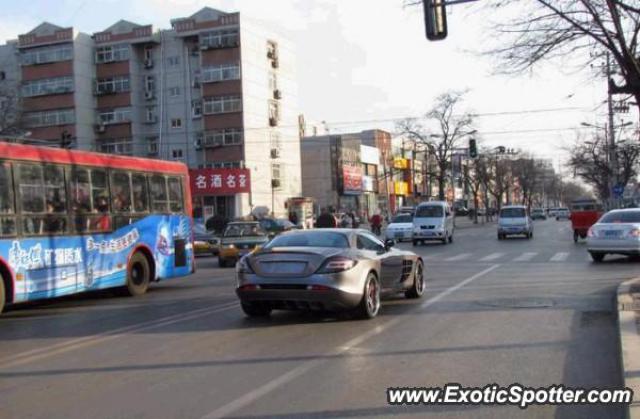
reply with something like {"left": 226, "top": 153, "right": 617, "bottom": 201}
{"left": 235, "top": 229, "right": 425, "bottom": 319}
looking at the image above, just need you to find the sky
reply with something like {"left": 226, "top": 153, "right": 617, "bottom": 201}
{"left": 1, "top": 0, "right": 636, "bottom": 173}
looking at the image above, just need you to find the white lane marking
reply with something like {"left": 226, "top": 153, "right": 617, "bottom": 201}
{"left": 479, "top": 252, "right": 504, "bottom": 262}
{"left": 201, "top": 264, "right": 501, "bottom": 419}
{"left": 550, "top": 252, "right": 569, "bottom": 262}
{"left": 513, "top": 252, "right": 538, "bottom": 262}
{"left": 444, "top": 253, "right": 472, "bottom": 262}
{"left": 0, "top": 301, "right": 239, "bottom": 369}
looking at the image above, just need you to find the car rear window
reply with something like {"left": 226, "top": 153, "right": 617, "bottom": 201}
{"left": 265, "top": 231, "right": 350, "bottom": 248}
{"left": 415, "top": 206, "right": 443, "bottom": 217}
{"left": 392, "top": 214, "right": 413, "bottom": 223}
{"left": 599, "top": 211, "right": 640, "bottom": 223}
{"left": 500, "top": 208, "right": 526, "bottom": 218}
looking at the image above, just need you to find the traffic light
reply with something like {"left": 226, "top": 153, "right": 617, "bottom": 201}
{"left": 423, "top": 0, "right": 448, "bottom": 41}
{"left": 468, "top": 138, "right": 478, "bottom": 159}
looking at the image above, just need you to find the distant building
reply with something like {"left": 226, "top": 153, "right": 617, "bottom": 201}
{"left": 0, "top": 7, "right": 301, "bottom": 218}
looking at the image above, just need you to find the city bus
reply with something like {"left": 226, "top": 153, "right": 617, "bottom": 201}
{"left": 0, "top": 142, "right": 195, "bottom": 314}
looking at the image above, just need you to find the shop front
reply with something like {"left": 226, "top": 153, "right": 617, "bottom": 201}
{"left": 189, "top": 168, "right": 251, "bottom": 224}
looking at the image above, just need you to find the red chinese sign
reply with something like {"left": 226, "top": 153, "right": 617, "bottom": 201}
{"left": 342, "top": 166, "right": 362, "bottom": 195}
{"left": 189, "top": 168, "right": 251, "bottom": 196}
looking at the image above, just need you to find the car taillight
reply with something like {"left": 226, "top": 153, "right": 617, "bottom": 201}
{"left": 629, "top": 229, "right": 640, "bottom": 238}
{"left": 238, "top": 284, "right": 260, "bottom": 291}
{"left": 307, "top": 284, "right": 331, "bottom": 291}
{"left": 316, "top": 257, "right": 358, "bottom": 274}
{"left": 587, "top": 227, "right": 596, "bottom": 238}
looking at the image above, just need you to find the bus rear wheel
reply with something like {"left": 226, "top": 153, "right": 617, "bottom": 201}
{"left": 125, "top": 252, "right": 151, "bottom": 296}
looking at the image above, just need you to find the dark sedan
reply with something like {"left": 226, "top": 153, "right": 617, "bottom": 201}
{"left": 235, "top": 229, "right": 425, "bottom": 319}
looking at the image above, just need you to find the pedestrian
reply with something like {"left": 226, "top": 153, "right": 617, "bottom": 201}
{"left": 289, "top": 211, "right": 299, "bottom": 226}
{"left": 341, "top": 213, "right": 353, "bottom": 228}
{"left": 370, "top": 211, "right": 382, "bottom": 235}
{"left": 315, "top": 207, "right": 337, "bottom": 228}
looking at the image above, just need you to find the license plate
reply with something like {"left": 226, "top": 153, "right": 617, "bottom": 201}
{"left": 259, "top": 261, "right": 307, "bottom": 274}
{"left": 604, "top": 230, "right": 621, "bottom": 238}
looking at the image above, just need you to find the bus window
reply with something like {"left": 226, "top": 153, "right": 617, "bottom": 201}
{"left": 132, "top": 173, "right": 149, "bottom": 213}
{"left": 69, "top": 168, "right": 92, "bottom": 212}
{"left": 0, "top": 163, "right": 16, "bottom": 236}
{"left": 18, "top": 164, "right": 67, "bottom": 235}
{"left": 150, "top": 175, "right": 168, "bottom": 213}
{"left": 69, "top": 167, "right": 110, "bottom": 233}
{"left": 168, "top": 177, "right": 183, "bottom": 213}
{"left": 111, "top": 171, "right": 132, "bottom": 213}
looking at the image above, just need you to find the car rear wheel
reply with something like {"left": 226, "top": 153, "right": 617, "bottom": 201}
{"left": 356, "top": 273, "right": 380, "bottom": 319}
{"left": 241, "top": 301, "right": 272, "bottom": 317}
{"left": 412, "top": 239, "right": 418, "bottom": 246}
{"left": 405, "top": 260, "right": 425, "bottom": 299}
{"left": 124, "top": 252, "right": 150, "bottom": 296}
{"left": 590, "top": 252, "right": 605, "bottom": 263}
{"left": 0, "top": 278, "right": 5, "bottom": 314}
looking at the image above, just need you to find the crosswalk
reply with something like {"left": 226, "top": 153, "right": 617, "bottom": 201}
{"left": 422, "top": 251, "right": 595, "bottom": 264}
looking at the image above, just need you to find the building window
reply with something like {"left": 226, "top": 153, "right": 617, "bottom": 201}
{"left": 269, "top": 71, "right": 278, "bottom": 91}
{"left": 21, "top": 76, "right": 73, "bottom": 97}
{"left": 144, "top": 46, "right": 153, "bottom": 61}
{"left": 96, "top": 76, "right": 130, "bottom": 94}
{"left": 203, "top": 129, "right": 243, "bottom": 147}
{"left": 271, "top": 163, "right": 282, "bottom": 188}
{"left": 98, "top": 107, "right": 132, "bottom": 125}
{"left": 167, "top": 56, "right": 180, "bottom": 66}
{"left": 171, "top": 118, "right": 182, "bottom": 129}
{"left": 200, "top": 29, "right": 239, "bottom": 49}
{"left": 172, "top": 149, "right": 183, "bottom": 159}
{"left": 203, "top": 96, "right": 242, "bottom": 115}
{"left": 144, "top": 75, "right": 155, "bottom": 92}
{"left": 169, "top": 86, "right": 181, "bottom": 97}
{"left": 146, "top": 136, "right": 158, "bottom": 155}
{"left": 20, "top": 44, "right": 73, "bottom": 66}
{"left": 270, "top": 131, "right": 281, "bottom": 150}
{"left": 146, "top": 107, "right": 156, "bottom": 123}
{"left": 95, "top": 44, "right": 130, "bottom": 63}
{"left": 201, "top": 63, "right": 240, "bottom": 83}
{"left": 269, "top": 100, "right": 280, "bottom": 121}
{"left": 204, "top": 161, "right": 242, "bottom": 169}
{"left": 24, "top": 109, "right": 75, "bottom": 128}
{"left": 100, "top": 138, "right": 133, "bottom": 155}
{"left": 192, "top": 100, "right": 202, "bottom": 118}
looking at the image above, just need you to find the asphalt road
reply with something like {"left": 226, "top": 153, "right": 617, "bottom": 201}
{"left": 1, "top": 218, "right": 638, "bottom": 419}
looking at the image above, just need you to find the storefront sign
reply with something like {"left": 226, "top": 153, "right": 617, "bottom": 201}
{"left": 342, "top": 166, "right": 362, "bottom": 195}
{"left": 393, "top": 157, "right": 409, "bottom": 170}
{"left": 394, "top": 181, "right": 409, "bottom": 196}
{"left": 190, "top": 168, "right": 251, "bottom": 196}
{"left": 360, "top": 145, "right": 380, "bottom": 165}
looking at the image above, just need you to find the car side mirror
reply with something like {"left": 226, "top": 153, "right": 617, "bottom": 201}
{"left": 384, "top": 239, "right": 395, "bottom": 249}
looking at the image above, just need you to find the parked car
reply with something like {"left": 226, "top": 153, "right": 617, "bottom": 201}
{"left": 384, "top": 213, "right": 414, "bottom": 242}
{"left": 548, "top": 208, "right": 559, "bottom": 217}
{"left": 397, "top": 206, "right": 415, "bottom": 216}
{"left": 497, "top": 205, "right": 533, "bottom": 240}
{"left": 259, "top": 218, "right": 299, "bottom": 235}
{"left": 530, "top": 208, "right": 547, "bottom": 220}
{"left": 412, "top": 201, "right": 454, "bottom": 245}
{"left": 218, "top": 222, "right": 270, "bottom": 267}
{"left": 555, "top": 208, "right": 570, "bottom": 220}
{"left": 586, "top": 209, "right": 640, "bottom": 262}
{"left": 235, "top": 229, "right": 425, "bottom": 319}
{"left": 193, "top": 224, "right": 221, "bottom": 256}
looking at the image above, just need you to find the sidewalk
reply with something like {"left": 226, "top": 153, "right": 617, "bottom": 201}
{"left": 617, "top": 278, "right": 640, "bottom": 418}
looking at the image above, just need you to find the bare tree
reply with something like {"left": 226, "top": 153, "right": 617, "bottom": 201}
{"left": 565, "top": 132, "right": 639, "bottom": 201}
{"left": 483, "top": 0, "right": 640, "bottom": 113}
{"left": 0, "top": 85, "right": 24, "bottom": 137}
{"left": 397, "top": 90, "right": 475, "bottom": 201}
{"left": 464, "top": 153, "right": 489, "bottom": 223}
{"left": 511, "top": 154, "right": 544, "bottom": 208}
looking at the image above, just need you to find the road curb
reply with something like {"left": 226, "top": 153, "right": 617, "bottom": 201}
{"left": 617, "top": 277, "right": 640, "bottom": 419}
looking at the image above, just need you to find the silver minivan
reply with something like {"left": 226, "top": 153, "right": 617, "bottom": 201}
{"left": 412, "top": 201, "right": 455, "bottom": 245}
{"left": 498, "top": 205, "right": 533, "bottom": 240}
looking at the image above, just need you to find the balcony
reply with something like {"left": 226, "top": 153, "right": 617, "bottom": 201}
{"left": 273, "top": 89, "right": 282, "bottom": 100}
{"left": 269, "top": 117, "right": 278, "bottom": 127}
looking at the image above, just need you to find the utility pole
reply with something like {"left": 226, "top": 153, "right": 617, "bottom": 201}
{"left": 606, "top": 52, "right": 619, "bottom": 209}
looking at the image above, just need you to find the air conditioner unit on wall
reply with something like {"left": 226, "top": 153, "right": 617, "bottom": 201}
{"left": 269, "top": 117, "right": 278, "bottom": 127}
{"left": 270, "top": 148, "right": 280, "bottom": 159}
{"left": 145, "top": 90, "right": 154, "bottom": 100}
{"left": 273, "top": 89, "right": 282, "bottom": 100}
{"left": 94, "top": 123, "right": 106, "bottom": 133}
{"left": 271, "top": 179, "right": 281, "bottom": 188}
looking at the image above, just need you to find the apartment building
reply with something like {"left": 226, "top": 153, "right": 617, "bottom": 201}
{"left": 0, "top": 7, "right": 301, "bottom": 219}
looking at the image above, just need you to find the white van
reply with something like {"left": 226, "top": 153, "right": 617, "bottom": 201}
{"left": 412, "top": 201, "right": 454, "bottom": 245}
{"left": 497, "top": 205, "right": 533, "bottom": 240}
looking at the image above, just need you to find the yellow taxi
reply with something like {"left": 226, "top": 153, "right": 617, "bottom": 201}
{"left": 218, "top": 221, "right": 270, "bottom": 267}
